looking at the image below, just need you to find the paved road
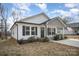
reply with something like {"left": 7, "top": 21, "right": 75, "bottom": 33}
{"left": 52, "top": 39, "right": 79, "bottom": 48}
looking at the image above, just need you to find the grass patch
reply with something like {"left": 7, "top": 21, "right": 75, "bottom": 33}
{"left": 0, "top": 38, "right": 79, "bottom": 56}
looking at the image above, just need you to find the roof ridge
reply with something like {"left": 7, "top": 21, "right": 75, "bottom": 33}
{"left": 20, "top": 12, "right": 49, "bottom": 21}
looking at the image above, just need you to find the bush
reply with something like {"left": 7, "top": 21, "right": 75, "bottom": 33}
{"left": 53, "top": 34, "right": 63, "bottom": 40}
{"left": 41, "top": 37, "right": 49, "bottom": 42}
{"left": 64, "top": 36, "right": 68, "bottom": 39}
{"left": 17, "top": 36, "right": 49, "bottom": 44}
{"left": 27, "top": 37, "right": 49, "bottom": 42}
{"left": 17, "top": 39, "right": 24, "bottom": 44}
{"left": 36, "top": 37, "right": 42, "bottom": 42}
{"left": 27, "top": 36, "right": 36, "bottom": 43}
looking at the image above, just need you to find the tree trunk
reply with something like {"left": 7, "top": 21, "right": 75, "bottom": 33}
{"left": 1, "top": 19, "right": 3, "bottom": 40}
{"left": 5, "top": 19, "right": 7, "bottom": 40}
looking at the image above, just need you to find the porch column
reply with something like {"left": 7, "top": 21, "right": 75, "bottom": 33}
{"left": 30, "top": 26, "right": 31, "bottom": 36}
{"left": 55, "top": 27, "right": 57, "bottom": 34}
{"left": 44, "top": 24, "right": 47, "bottom": 37}
{"left": 62, "top": 27, "right": 64, "bottom": 39}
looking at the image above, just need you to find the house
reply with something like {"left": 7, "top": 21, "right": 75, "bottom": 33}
{"left": 10, "top": 13, "right": 67, "bottom": 40}
{"left": 0, "top": 22, "right": 5, "bottom": 36}
{"left": 67, "top": 22, "right": 79, "bottom": 35}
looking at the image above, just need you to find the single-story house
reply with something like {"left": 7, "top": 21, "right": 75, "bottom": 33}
{"left": 10, "top": 12, "right": 67, "bottom": 40}
{"left": 67, "top": 22, "right": 79, "bottom": 35}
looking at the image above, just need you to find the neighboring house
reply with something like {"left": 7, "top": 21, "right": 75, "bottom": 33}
{"left": 0, "top": 22, "right": 5, "bottom": 35}
{"left": 67, "top": 22, "right": 79, "bottom": 35}
{"left": 10, "top": 13, "right": 66, "bottom": 40}
{"left": 0, "top": 22, "right": 9, "bottom": 33}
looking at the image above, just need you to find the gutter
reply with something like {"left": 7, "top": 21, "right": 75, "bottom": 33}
{"left": 16, "top": 24, "right": 18, "bottom": 41}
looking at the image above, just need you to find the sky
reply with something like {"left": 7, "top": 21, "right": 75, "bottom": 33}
{"left": 2, "top": 3, "right": 79, "bottom": 28}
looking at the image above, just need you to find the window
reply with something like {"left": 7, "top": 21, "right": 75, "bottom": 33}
{"left": 22, "top": 26, "right": 30, "bottom": 36}
{"left": 26, "top": 26, "right": 30, "bottom": 35}
{"left": 52, "top": 28, "right": 55, "bottom": 35}
{"left": 31, "top": 27, "right": 37, "bottom": 35}
{"left": 48, "top": 28, "right": 51, "bottom": 35}
{"left": 48, "top": 28, "right": 55, "bottom": 35}
{"left": 57, "top": 28, "right": 63, "bottom": 34}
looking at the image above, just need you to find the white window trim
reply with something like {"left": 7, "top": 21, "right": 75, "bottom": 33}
{"left": 57, "top": 28, "right": 63, "bottom": 34}
{"left": 31, "top": 27, "right": 37, "bottom": 36}
{"left": 47, "top": 27, "right": 56, "bottom": 36}
{"left": 26, "top": 26, "right": 30, "bottom": 35}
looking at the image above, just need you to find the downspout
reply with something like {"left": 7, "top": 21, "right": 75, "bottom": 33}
{"left": 16, "top": 24, "right": 18, "bottom": 41}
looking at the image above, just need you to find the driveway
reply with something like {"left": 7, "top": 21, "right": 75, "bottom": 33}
{"left": 52, "top": 39, "right": 79, "bottom": 48}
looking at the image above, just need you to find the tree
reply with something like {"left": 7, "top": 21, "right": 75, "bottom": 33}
{"left": 0, "top": 3, "right": 5, "bottom": 40}
{"left": 60, "top": 16, "right": 73, "bottom": 24}
{"left": 12, "top": 10, "right": 20, "bottom": 23}
{"left": 0, "top": 3, "right": 9, "bottom": 40}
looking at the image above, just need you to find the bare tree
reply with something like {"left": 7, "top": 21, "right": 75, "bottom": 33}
{"left": 4, "top": 5, "right": 9, "bottom": 40}
{"left": 12, "top": 10, "right": 19, "bottom": 23}
{"left": 60, "top": 16, "right": 73, "bottom": 24}
{"left": 0, "top": 3, "right": 9, "bottom": 40}
{"left": 0, "top": 3, "right": 5, "bottom": 40}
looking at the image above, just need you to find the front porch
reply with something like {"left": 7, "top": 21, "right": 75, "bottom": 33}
{"left": 40, "top": 26, "right": 64, "bottom": 39}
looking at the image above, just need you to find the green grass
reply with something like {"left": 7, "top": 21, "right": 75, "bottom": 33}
{"left": 0, "top": 38, "right": 79, "bottom": 56}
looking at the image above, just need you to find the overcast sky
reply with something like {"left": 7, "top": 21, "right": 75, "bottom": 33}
{"left": 3, "top": 3, "right": 79, "bottom": 29}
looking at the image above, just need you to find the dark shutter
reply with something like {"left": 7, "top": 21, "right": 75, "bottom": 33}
{"left": 36, "top": 27, "right": 37, "bottom": 35}
{"left": 22, "top": 26, "right": 25, "bottom": 36}
{"left": 54, "top": 28, "right": 55, "bottom": 34}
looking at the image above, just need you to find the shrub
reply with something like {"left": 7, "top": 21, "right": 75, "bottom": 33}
{"left": 41, "top": 37, "right": 49, "bottom": 42}
{"left": 27, "top": 36, "right": 36, "bottom": 43}
{"left": 36, "top": 37, "right": 41, "bottom": 42}
{"left": 17, "top": 39, "right": 23, "bottom": 44}
{"left": 17, "top": 36, "right": 49, "bottom": 44}
{"left": 53, "top": 34, "right": 63, "bottom": 40}
{"left": 26, "top": 37, "right": 49, "bottom": 43}
{"left": 64, "top": 36, "right": 68, "bottom": 39}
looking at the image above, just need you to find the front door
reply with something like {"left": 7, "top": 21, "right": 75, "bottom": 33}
{"left": 41, "top": 27, "right": 44, "bottom": 38}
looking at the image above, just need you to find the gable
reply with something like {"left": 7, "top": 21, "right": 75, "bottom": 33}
{"left": 46, "top": 17, "right": 66, "bottom": 28}
{"left": 21, "top": 13, "right": 49, "bottom": 24}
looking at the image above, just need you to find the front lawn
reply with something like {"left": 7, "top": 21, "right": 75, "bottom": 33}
{"left": 0, "top": 38, "right": 79, "bottom": 56}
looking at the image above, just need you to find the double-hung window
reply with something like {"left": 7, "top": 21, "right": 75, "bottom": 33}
{"left": 31, "top": 27, "right": 37, "bottom": 35}
{"left": 52, "top": 28, "right": 55, "bottom": 35}
{"left": 22, "top": 26, "right": 30, "bottom": 36}
{"left": 48, "top": 28, "right": 55, "bottom": 35}
{"left": 57, "top": 28, "right": 63, "bottom": 34}
{"left": 48, "top": 28, "right": 51, "bottom": 35}
{"left": 26, "top": 26, "right": 30, "bottom": 35}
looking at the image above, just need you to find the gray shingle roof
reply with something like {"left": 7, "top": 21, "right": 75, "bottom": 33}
{"left": 68, "top": 22, "right": 79, "bottom": 27}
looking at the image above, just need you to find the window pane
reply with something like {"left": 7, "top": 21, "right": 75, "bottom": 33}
{"left": 31, "top": 27, "right": 37, "bottom": 35}
{"left": 22, "top": 26, "right": 25, "bottom": 36}
{"left": 26, "top": 26, "right": 30, "bottom": 30}
{"left": 48, "top": 28, "right": 51, "bottom": 35}
{"left": 32, "top": 27, "right": 34, "bottom": 30}
{"left": 31, "top": 31, "right": 35, "bottom": 35}
{"left": 57, "top": 28, "right": 63, "bottom": 34}
{"left": 52, "top": 28, "right": 55, "bottom": 35}
{"left": 26, "top": 31, "right": 30, "bottom": 35}
{"left": 26, "top": 26, "right": 30, "bottom": 35}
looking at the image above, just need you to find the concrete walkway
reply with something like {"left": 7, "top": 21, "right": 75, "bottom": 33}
{"left": 52, "top": 39, "right": 79, "bottom": 48}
